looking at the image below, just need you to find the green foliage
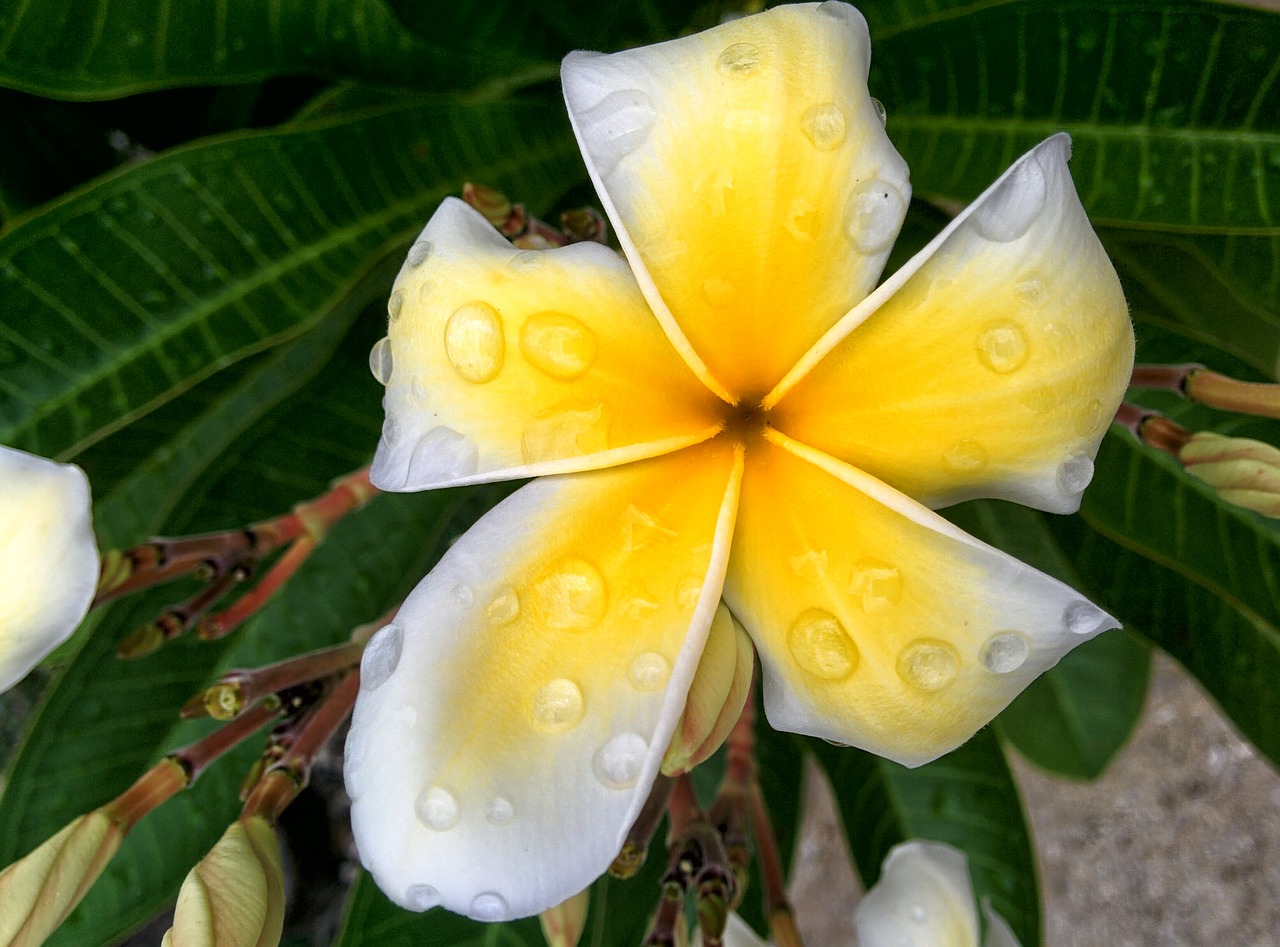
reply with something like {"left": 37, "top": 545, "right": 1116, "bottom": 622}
{"left": 1, "top": 0, "right": 1278, "bottom": 944}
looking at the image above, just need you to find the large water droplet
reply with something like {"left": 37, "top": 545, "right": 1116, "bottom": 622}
{"left": 579, "top": 89, "right": 657, "bottom": 178}
{"left": 405, "top": 884, "right": 441, "bottom": 911}
{"left": 469, "top": 892, "right": 509, "bottom": 922}
{"left": 1064, "top": 600, "right": 1106, "bottom": 635}
{"left": 444, "top": 302, "right": 505, "bottom": 383}
{"left": 406, "top": 239, "right": 432, "bottom": 268}
{"left": 485, "top": 797, "right": 515, "bottom": 825}
{"left": 593, "top": 733, "right": 649, "bottom": 789}
{"left": 407, "top": 427, "right": 480, "bottom": 483}
{"left": 848, "top": 558, "right": 903, "bottom": 611}
{"left": 981, "top": 632, "right": 1030, "bottom": 674}
{"left": 368, "top": 336, "right": 394, "bottom": 386}
{"left": 487, "top": 587, "right": 520, "bottom": 626}
{"left": 1057, "top": 452, "right": 1094, "bottom": 495}
{"left": 943, "top": 439, "right": 989, "bottom": 475}
{"left": 970, "top": 153, "right": 1047, "bottom": 242}
{"left": 717, "top": 42, "right": 763, "bottom": 77}
{"left": 415, "top": 785, "right": 459, "bottom": 830}
{"left": 532, "top": 559, "right": 608, "bottom": 632}
{"left": 787, "top": 609, "right": 858, "bottom": 681}
{"left": 530, "top": 678, "right": 585, "bottom": 733}
{"left": 520, "top": 311, "right": 598, "bottom": 380}
{"left": 521, "top": 402, "right": 610, "bottom": 463}
{"left": 800, "top": 102, "right": 848, "bottom": 150}
{"left": 789, "top": 548, "right": 829, "bottom": 580}
{"left": 360, "top": 622, "right": 403, "bottom": 691}
{"left": 975, "top": 321, "right": 1029, "bottom": 374}
{"left": 629, "top": 652, "right": 670, "bottom": 691}
{"left": 897, "top": 639, "right": 960, "bottom": 692}
{"left": 844, "top": 180, "right": 906, "bottom": 254}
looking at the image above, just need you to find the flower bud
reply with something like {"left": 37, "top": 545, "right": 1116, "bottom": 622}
{"left": 0, "top": 811, "right": 123, "bottom": 947}
{"left": 538, "top": 888, "right": 590, "bottom": 947}
{"left": 1179, "top": 432, "right": 1280, "bottom": 517}
{"left": 0, "top": 445, "right": 99, "bottom": 693}
{"left": 162, "top": 816, "right": 285, "bottom": 947}
{"left": 662, "top": 604, "right": 754, "bottom": 777}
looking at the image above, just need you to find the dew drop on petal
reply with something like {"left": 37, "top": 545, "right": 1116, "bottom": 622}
{"left": 530, "top": 678, "right": 585, "bottom": 733}
{"left": 871, "top": 96, "right": 888, "bottom": 127}
{"left": 783, "top": 198, "right": 820, "bottom": 242}
{"left": 1015, "top": 272, "right": 1049, "bottom": 307}
{"left": 943, "top": 439, "right": 989, "bottom": 475}
{"left": 579, "top": 89, "right": 657, "bottom": 178}
{"left": 1058, "top": 452, "right": 1095, "bottom": 495}
{"left": 521, "top": 402, "right": 610, "bottom": 462}
{"left": 593, "top": 733, "right": 649, "bottom": 789}
{"left": 407, "top": 427, "right": 480, "bottom": 483}
{"left": 628, "top": 652, "right": 670, "bottom": 691}
{"left": 487, "top": 587, "right": 520, "bottom": 626}
{"left": 387, "top": 289, "right": 404, "bottom": 324}
{"left": 789, "top": 548, "right": 829, "bottom": 580}
{"left": 406, "top": 239, "right": 432, "bottom": 268}
{"left": 981, "top": 632, "right": 1031, "bottom": 674}
{"left": 452, "top": 583, "right": 474, "bottom": 607}
{"left": 368, "top": 336, "right": 393, "bottom": 386}
{"left": 975, "top": 321, "right": 1029, "bottom": 373}
{"left": 910, "top": 904, "right": 927, "bottom": 923}
{"left": 360, "top": 622, "right": 402, "bottom": 692}
{"left": 415, "top": 785, "right": 459, "bottom": 830}
{"left": 970, "top": 152, "right": 1047, "bottom": 242}
{"left": 343, "top": 725, "right": 370, "bottom": 799}
{"left": 844, "top": 180, "right": 906, "bottom": 254}
{"left": 675, "top": 574, "right": 703, "bottom": 609}
{"left": 485, "top": 797, "right": 515, "bottom": 825}
{"left": 897, "top": 639, "right": 960, "bottom": 692}
{"left": 469, "top": 892, "right": 509, "bottom": 922}
{"left": 717, "top": 42, "right": 763, "bottom": 77}
{"left": 410, "top": 375, "right": 430, "bottom": 405}
{"left": 405, "top": 884, "right": 441, "bottom": 911}
{"left": 800, "top": 102, "right": 848, "bottom": 151}
{"left": 444, "top": 301, "right": 505, "bottom": 383}
{"left": 533, "top": 559, "right": 607, "bottom": 632}
{"left": 787, "top": 609, "right": 858, "bottom": 681}
{"left": 1075, "top": 398, "right": 1105, "bottom": 436}
{"left": 519, "top": 311, "right": 598, "bottom": 380}
{"left": 848, "top": 558, "right": 903, "bottom": 611}
{"left": 702, "top": 276, "right": 736, "bottom": 307}
{"left": 1064, "top": 600, "right": 1107, "bottom": 635}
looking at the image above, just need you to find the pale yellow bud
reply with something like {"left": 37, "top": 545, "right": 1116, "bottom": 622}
{"left": 662, "top": 604, "right": 754, "bottom": 777}
{"left": 1179, "top": 432, "right": 1280, "bottom": 517}
{"left": 0, "top": 810, "right": 123, "bottom": 947}
{"left": 163, "top": 816, "right": 285, "bottom": 947}
{"left": 538, "top": 887, "right": 590, "bottom": 947}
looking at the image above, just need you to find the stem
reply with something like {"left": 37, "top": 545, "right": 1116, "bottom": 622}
{"left": 751, "top": 786, "right": 804, "bottom": 947}
{"left": 199, "top": 535, "right": 317, "bottom": 640}
{"left": 241, "top": 769, "right": 302, "bottom": 824}
{"left": 184, "top": 641, "right": 365, "bottom": 720}
{"left": 1129, "top": 363, "right": 1200, "bottom": 393}
{"left": 102, "top": 758, "right": 190, "bottom": 832}
{"left": 276, "top": 671, "right": 360, "bottom": 780}
{"left": 170, "top": 702, "right": 282, "bottom": 783}
{"left": 611, "top": 774, "right": 674, "bottom": 878}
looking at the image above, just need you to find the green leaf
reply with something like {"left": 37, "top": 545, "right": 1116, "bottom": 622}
{"left": 812, "top": 730, "right": 1039, "bottom": 946}
{"left": 0, "top": 96, "right": 582, "bottom": 461}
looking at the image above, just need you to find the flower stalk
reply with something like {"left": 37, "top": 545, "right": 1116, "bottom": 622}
{"left": 1131, "top": 363, "right": 1280, "bottom": 420}
{"left": 182, "top": 641, "right": 364, "bottom": 721}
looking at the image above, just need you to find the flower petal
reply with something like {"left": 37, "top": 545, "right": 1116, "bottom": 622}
{"left": 723, "top": 431, "right": 1118, "bottom": 767}
{"left": 346, "top": 439, "right": 743, "bottom": 919}
{"left": 370, "top": 198, "right": 726, "bottom": 491}
{"left": 562, "top": 2, "right": 910, "bottom": 400}
{"left": 769, "top": 135, "right": 1133, "bottom": 513}
{"left": 853, "top": 841, "right": 980, "bottom": 947}
{"left": 0, "top": 445, "right": 99, "bottom": 693}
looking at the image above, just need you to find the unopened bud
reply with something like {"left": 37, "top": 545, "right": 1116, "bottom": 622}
{"left": 662, "top": 605, "right": 754, "bottom": 777}
{"left": 1185, "top": 369, "right": 1280, "bottom": 420}
{"left": 0, "top": 811, "right": 123, "bottom": 947}
{"left": 162, "top": 816, "right": 285, "bottom": 947}
{"left": 538, "top": 888, "right": 590, "bottom": 947}
{"left": 1179, "top": 432, "right": 1280, "bottom": 517}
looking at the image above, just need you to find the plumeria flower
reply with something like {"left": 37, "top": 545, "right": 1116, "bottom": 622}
{"left": 345, "top": 0, "right": 1132, "bottom": 923}
{"left": 0, "top": 444, "right": 99, "bottom": 694}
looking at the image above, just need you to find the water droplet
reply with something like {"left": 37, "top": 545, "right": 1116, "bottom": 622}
{"left": 722, "top": 107, "right": 766, "bottom": 134}
{"left": 1064, "top": 600, "right": 1106, "bottom": 635}
{"left": 675, "top": 574, "right": 703, "bottom": 609}
{"left": 619, "top": 504, "right": 677, "bottom": 552}
{"left": 787, "top": 609, "right": 858, "bottom": 681}
{"left": 469, "top": 892, "right": 509, "bottom": 921}
{"left": 368, "top": 336, "right": 394, "bottom": 385}
{"left": 485, "top": 797, "right": 515, "bottom": 825}
{"left": 487, "top": 587, "right": 520, "bottom": 626}
{"left": 970, "top": 152, "right": 1047, "bottom": 242}
{"left": 530, "top": 678, "right": 585, "bottom": 733}
{"left": 452, "top": 583, "right": 475, "bottom": 607}
{"left": 415, "top": 785, "right": 459, "bottom": 830}
{"left": 975, "top": 321, "right": 1029, "bottom": 373}
{"left": 519, "top": 311, "right": 598, "bottom": 380}
{"left": 702, "top": 276, "right": 736, "bottom": 307}
{"left": 1075, "top": 398, "right": 1105, "bottom": 436}
{"left": 406, "top": 239, "right": 432, "bottom": 267}
{"left": 848, "top": 558, "right": 902, "bottom": 611}
{"left": 407, "top": 427, "right": 480, "bottom": 483}
{"left": 521, "top": 401, "right": 610, "bottom": 463}
{"left": 783, "top": 197, "right": 820, "bottom": 242}
{"left": 593, "top": 733, "right": 649, "bottom": 789}
{"left": 444, "top": 301, "right": 505, "bottom": 383}
{"left": 789, "top": 548, "right": 829, "bottom": 580}
{"left": 1015, "top": 272, "right": 1049, "bottom": 307}
{"left": 910, "top": 904, "right": 927, "bottom": 923}
{"left": 943, "top": 439, "right": 989, "bottom": 475}
{"left": 405, "top": 884, "right": 441, "bottom": 911}
{"left": 387, "top": 289, "right": 405, "bottom": 323}
{"left": 695, "top": 166, "right": 733, "bottom": 218}
{"left": 510, "top": 249, "right": 543, "bottom": 270}
{"left": 844, "top": 180, "right": 906, "bottom": 254}
{"left": 410, "top": 375, "right": 430, "bottom": 405}
{"left": 871, "top": 97, "right": 887, "bottom": 127}
{"left": 897, "top": 639, "right": 960, "bottom": 692}
{"left": 800, "top": 102, "right": 847, "bottom": 150}
{"left": 717, "top": 42, "right": 763, "bottom": 77}
{"left": 981, "top": 632, "right": 1030, "bottom": 673}
{"left": 622, "top": 596, "right": 660, "bottom": 620}
{"left": 360, "top": 622, "right": 403, "bottom": 691}
{"left": 579, "top": 89, "right": 657, "bottom": 178}
{"left": 532, "top": 559, "right": 608, "bottom": 631}
{"left": 629, "top": 652, "right": 670, "bottom": 691}
{"left": 1057, "top": 452, "right": 1094, "bottom": 495}
{"left": 818, "top": 0, "right": 854, "bottom": 19}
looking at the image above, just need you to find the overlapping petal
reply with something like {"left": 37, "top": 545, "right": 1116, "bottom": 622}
{"left": 0, "top": 445, "right": 99, "bottom": 693}
{"left": 563, "top": 2, "right": 910, "bottom": 400}
{"left": 346, "top": 439, "right": 743, "bottom": 919}
{"left": 770, "top": 135, "right": 1133, "bottom": 513}
{"left": 369, "top": 198, "right": 726, "bottom": 491}
{"left": 723, "top": 431, "right": 1117, "bottom": 766}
